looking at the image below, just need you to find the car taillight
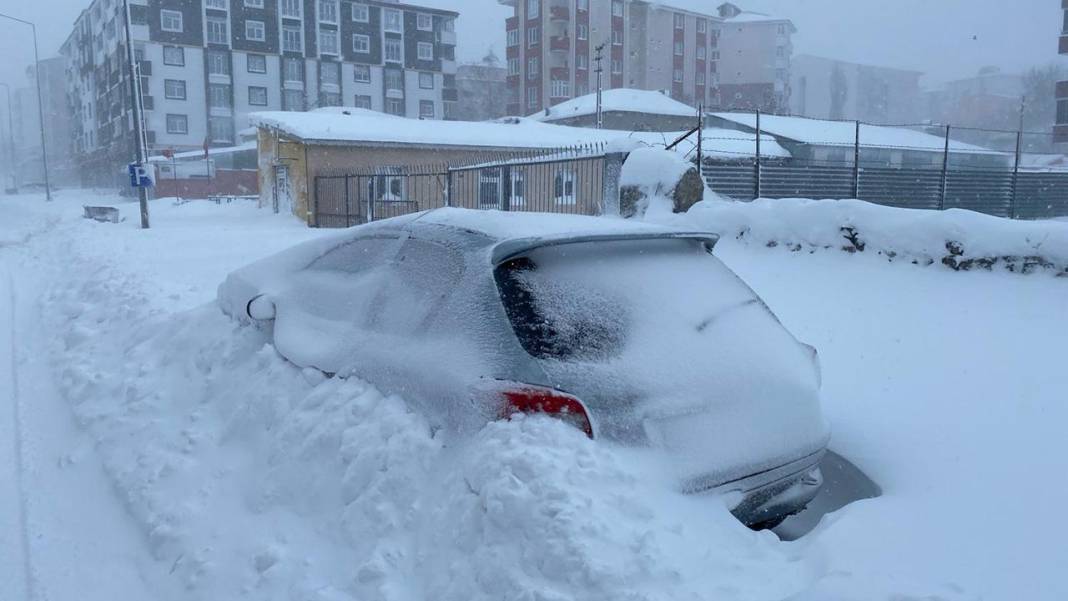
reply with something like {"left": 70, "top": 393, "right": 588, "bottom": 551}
{"left": 497, "top": 385, "right": 594, "bottom": 438}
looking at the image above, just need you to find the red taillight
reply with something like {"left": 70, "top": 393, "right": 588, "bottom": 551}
{"left": 497, "top": 386, "right": 594, "bottom": 438}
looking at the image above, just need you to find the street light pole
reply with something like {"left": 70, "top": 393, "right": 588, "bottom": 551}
{"left": 122, "top": 0, "right": 150, "bottom": 228}
{"left": 0, "top": 83, "right": 17, "bottom": 191}
{"left": 594, "top": 42, "right": 605, "bottom": 130}
{"left": 0, "top": 12, "right": 52, "bottom": 201}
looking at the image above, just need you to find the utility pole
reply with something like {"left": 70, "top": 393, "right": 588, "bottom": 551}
{"left": 695, "top": 104, "right": 703, "bottom": 168}
{"left": 0, "top": 83, "right": 17, "bottom": 191}
{"left": 122, "top": 0, "right": 150, "bottom": 228}
{"left": 0, "top": 12, "right": 52, "bottom": 201}
{"left": 594, "top": 42, "right": 606, "bottom": 129}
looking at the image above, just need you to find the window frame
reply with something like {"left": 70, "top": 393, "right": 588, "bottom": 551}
{"left": 162, "top": 46, "right": 185, "bottom": 66}
{"left": 206, "top": 16, "right": 229, "bottom": 45}
{"left": 417, "top": 13, "right": 433, "bottom": 31}
{"left": 163, "top": 78, "right": 187, "bottom": 100}
{"left": 417, "top": 42, "right": 434, "bottom": 61}
{"left": 353, "top": 63, "right": 371, "bottom": 83}
{"left": 352, "top": 3, "right": 369, "bottom": 22}
{"left": 248, "top": 85, "right": 268, "bottom": 106}
{"left": 383, "top": 9, "right": 402, "bottom": 33}
{"left": 160, "top": 9, "right": 183, "bottom": 33}
{"left": 247, "top": 53, "right": 267, "bottom": 73}
{"left": 245, "top": 20, "right": 266, "bottom": 42}
{"left": 419, "top": 100, "right": 435, "bottom": 119}
{"left": 319, "top": 27, "right": 340, "bottom": 55}
{"left": 353, "top": 33, "right": 370, "bottom": 54}
{"left": 165, "top": 113, "right": 188, "bottom": 134}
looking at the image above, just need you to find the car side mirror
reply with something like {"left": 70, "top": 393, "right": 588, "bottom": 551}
{"left": 246, "top": 294, "right": 276, "bottom": 321}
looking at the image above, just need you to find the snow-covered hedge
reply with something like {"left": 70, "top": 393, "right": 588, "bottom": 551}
{"left": 659, "top": 198, "right": 1068, "bottom": 275}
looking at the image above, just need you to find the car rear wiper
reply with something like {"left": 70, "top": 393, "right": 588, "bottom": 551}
{"left": 695, "top": 299, "right": 759, "bottom": 333}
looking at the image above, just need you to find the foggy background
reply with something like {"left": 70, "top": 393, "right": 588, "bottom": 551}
{"left": 0, "top": 0, "right": 1062, "bottom": 91}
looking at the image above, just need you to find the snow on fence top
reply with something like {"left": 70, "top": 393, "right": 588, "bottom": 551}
{"left": 248, "top": 107, "right": 789, "bottom": 159}
{"left": 529, "top": 89, "right": 697, "bottom": 121}
{"left": 709, "top": 112, "right": 1004, "bottom": 155}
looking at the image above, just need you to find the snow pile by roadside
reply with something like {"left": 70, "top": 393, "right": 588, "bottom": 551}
{"left": 657, "top": 197, "right": 1068, "bottom": 274}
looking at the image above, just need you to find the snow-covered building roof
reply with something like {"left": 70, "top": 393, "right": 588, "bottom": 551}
{"left": 716, "top": 2, "right": 795, "bottom": 28}
{"left": 249, "top": 107, "right": 789, "bottom": 159}
{"left": 529, "top": 89, "right": 697, "bottom": 122}
{"left": 707, "top": 112, "right": 1001, "bottom": 155}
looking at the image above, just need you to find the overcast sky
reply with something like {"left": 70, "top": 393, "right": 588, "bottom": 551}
{"left": 0, "top": 0, "right": 1062, "bottom": 93}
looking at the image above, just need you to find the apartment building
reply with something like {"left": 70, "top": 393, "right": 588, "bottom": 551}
{"left": 1055, "top": 0, "right": 1068, "bottom": 144}
{"left": 500, "top": 0, "right": 794, "bottom": 116}
{"left": 791, "top": 55, "right": 922, "bottom": 124}
{"left": 60, "top": 0, "right": 459, "bottom": 187}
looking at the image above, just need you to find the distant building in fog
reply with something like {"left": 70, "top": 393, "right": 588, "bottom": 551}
{"left": 452, "top": 53, "right": 508, "bottom": 121}
{"left": 924, "top": 67, "right": 1023, "bottom": 131}
{"left": 789, "top": 54, "right": 922, "bottom": 124}
{"left": 1056, "top": 2, "right": 1068, "bottom": 144}
{"left": 7, "top": 58, "right": 75, "bottom": 188}
{"left": 499, "top": 0, "right": 794, "bottom": 116}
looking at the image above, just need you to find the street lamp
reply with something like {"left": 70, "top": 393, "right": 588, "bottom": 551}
{"left": 0, "top": 12, "right": 53, "bottom": 201}
{"left": 0, "top": 83, "right": 17, "bottom": 192}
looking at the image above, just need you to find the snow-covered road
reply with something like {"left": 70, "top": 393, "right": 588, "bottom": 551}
{"left": 1, "top": 191, "right": 1065, "bottom": 601}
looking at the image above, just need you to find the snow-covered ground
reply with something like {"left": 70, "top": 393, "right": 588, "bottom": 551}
{"left": 1, "top": 190, "right": 1065, "bottom": 601}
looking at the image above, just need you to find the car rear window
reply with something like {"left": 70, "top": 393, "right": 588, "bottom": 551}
{"left": 494, "top": 238, "right": 761, "bottom": 362}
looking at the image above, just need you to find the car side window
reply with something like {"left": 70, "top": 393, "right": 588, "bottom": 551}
{"left": 308, "top": 236, "right": 399, "bottom": 273}
{"left": 369, "top": 238, "right": 464, "bottom": 335}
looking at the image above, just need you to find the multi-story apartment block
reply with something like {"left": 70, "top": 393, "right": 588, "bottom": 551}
{"left": 791, "top": 55, "right": 922, "bottom": 124}
{"left": 1055, "top": 0, "right": 1068, "bottom": 144}
{"left": 500, "top": 0, "right": 793, "bottom": 117}
{"left": 60, "top": 0, "right": 458, "bottom": 187}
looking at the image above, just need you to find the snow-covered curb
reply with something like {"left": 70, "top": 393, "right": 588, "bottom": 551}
{"left": 654, "top": 198, "right": 1068, "bottom": 275}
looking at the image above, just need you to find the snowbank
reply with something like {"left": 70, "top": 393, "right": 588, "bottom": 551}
{"left": 656, "top": 197, "right": 1068, "bottom": 274}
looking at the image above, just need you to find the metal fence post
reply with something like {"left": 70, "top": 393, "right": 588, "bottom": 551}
{"left": 1010, "top": 130, "right": 1022, "bottom": 219}
{"left": 600, "top": 152, "right": 626, "bottom": 216}
{"left": 343, "top": 175, "right": 351, "bottom": 226}
{"left": 939, "top": 125, "right": 950, "bottom": 211}
{"left": 852, "top": 120, "right": 861, "bottom": 199}
{"left": 501, "top": 165, "right": 512, "bottom": 211}
{"left": 444, "top": 169, "right": 453, "bottom": 207}
{"left": 754, "top": 109, "right": 762, "bottom": 200}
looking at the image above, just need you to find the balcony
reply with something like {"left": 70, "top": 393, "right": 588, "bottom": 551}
{"left": 1060, "top": 34, "right": 1068, "bottom": 55}
{"left": 438, "top": 30, "right": 456, "bottom": 46}
{"left": 549, "top": 3, "right": 569, "bottom": 22}
{"left": 550, "top": 35, "right": 570, "bottom": 51}
{"left": 442, "top": 88, "right": 458, "bottom": 102}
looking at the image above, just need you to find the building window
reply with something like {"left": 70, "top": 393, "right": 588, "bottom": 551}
{"left": 527, "top": 57, "right": 539, "bottom": 78}
{"left": 697, "top": 46, "right": 706, "bottom": 60}
{"left": 697, "top": 19, "right": 706, "bottom": 33}
{"left": 352, "top": 3, "right": 369, "bottom": 22}
{"left": 353, "top": 63, "right": 371, "bottom": 82}
{"left": 696, "top": 72, "right": 705, "bottom": 85}
{"left": 355, "top": 94, "right": 372, "bottom": 108}
{"left": 282, "top": 25, "right": 302, "bottom": 52}
{"left": 710, "top": 50, "right": 719, "bottom": 60}
{"left": 507, "top": 58, "right": 519, "bottom": 75}
{"left": 246, "top": 20, "right": 266, "bottom": 42}
{"left": 164, "top": 79, "right": 186, "bottom": 99}
{"left": 208, "top": 83, "right": 231, "bottom": 107}
{"left": 611, "top": 1, "right": 623, "bottom": 17}
{"left": 507, "top": 29, "right": 518, "bottom": 47}
{"left": 674, "top": 13, "right": 684, "bottom": 29}
{"left": 320, "top": 91, "right": 342, "bottom": 106}
{"left": 319, "top": 28, "right": 339, "bottom": 55}
{"left": 248, "top": 86, "right": 268, "bottom": 105}
{"left": 283, "top": 89, "right": 303, "bottom": 110}
{"left": 160, "top": 9, "right": 183, "bottom": 33}
{"left": 207, "top": 17, "right": 228, "bottom": 45}
{"left": 384, "top": 38, "right": 402, "bottom": 62}
{"left": 283, "top": 58, "right": 303, "bottom": 83}
{"left": 577, "top": 24, "right": 588, "bottom": 40}
{"left": 526, "top": 0, "right": 539, "bottom": 19}
{"left": 385, "top": 98, "right": 404, "bottom": 116}
{"left": 576, "top": 54, "right": 587, "bottom": 69}
{"left": 776, "top": 46, "right": 785, "bottom": 57}
{"left": 383, "top": 9, "right": 402, "bottom": 33}
{"left": 613, "top": 30, "right": 623, "bottom": 45}
{"left": 776, "top": 68, "right": 786, "bottom": 81}
{"left": 417, "top": 42, "right": 434, "bottom": 61}
{"left": 1058, "top": 99, "right": 1068, "bottom": 124}
{"left": 777, "top": 24, "right": 786, "bottom": 34}
{"left": 209, "top": 116, "right": 233, "bottom": 142}
{"left": 353, "top": 34, "right": 370, "bottom": 53}
{"left": 419, "top": 72, "right": 434, "bottom": 89}
{"left": 611, "top": 59, "right": 622, "bottom": 74}
{"left": 527, "top": 27, "right": 539, "bottom": 47}
{"left": 281, "top": 0, "right": 301, "bottom": 18}
{"left": 207, "top": 50, "right": 230, "bottom": 76}
{"left": 165, "top": 113, "right": 188, "bottom": 134}
{"left": 162, "top": 46, "right": 184, "bottom": 66}
{"left": 550, "top": 79, "right": 569, "bottom": 98}
{"left": 442, "top": 18, "right": 454, "bottom": 32}
{"left": 419, "top": 100, "right": 435, "bottom": 118}
{"left": 320, "top": 61, "right": 341, "bottom": 88}
{"left": 247, "top": 53, "right": 267, "bottom": 73}
{"left": 554, "top": 168, "right": 575, "bottom": 204}
{"left": 206, "top": 0, "right": 226, "bottom": 9}
{"left": 674, "top": 41, "right": 683, "bottom": 55}
{"left": 417, "top": 13, "right": 433, "bottom": 31}
{"left": 384, "top": 69, "right": 403, "bottom": 92}
{"left": 245, "top": 0, "right": 264, "bottom": 7}
{"left": 673, "top": 68, "right": 683, "bottom": 82}
{"left": 577, "top": 0, "right": 588, "bottom": 11}
{"left": 527, "top": 86, "right": 537, "bottom": 108}
{"left": 319, "top": 0, "right": 338, "bottom": 23}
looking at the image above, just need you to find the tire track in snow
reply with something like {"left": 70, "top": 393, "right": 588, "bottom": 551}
{"left": 4, "top": 271, "right": 39, "bottom": 601}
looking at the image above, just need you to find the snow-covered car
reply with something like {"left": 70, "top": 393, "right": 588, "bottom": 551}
{"left": 218, "top": 208, "right": 830, "bottom": 528}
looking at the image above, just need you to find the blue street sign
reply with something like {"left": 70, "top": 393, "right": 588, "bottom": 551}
{"left": 128, "top": 163, "right": 154, "bottom": 188}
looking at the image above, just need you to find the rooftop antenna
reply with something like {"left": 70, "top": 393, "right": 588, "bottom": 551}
{"left": 594, "top": 42, "right": 606, "bottom": 129}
